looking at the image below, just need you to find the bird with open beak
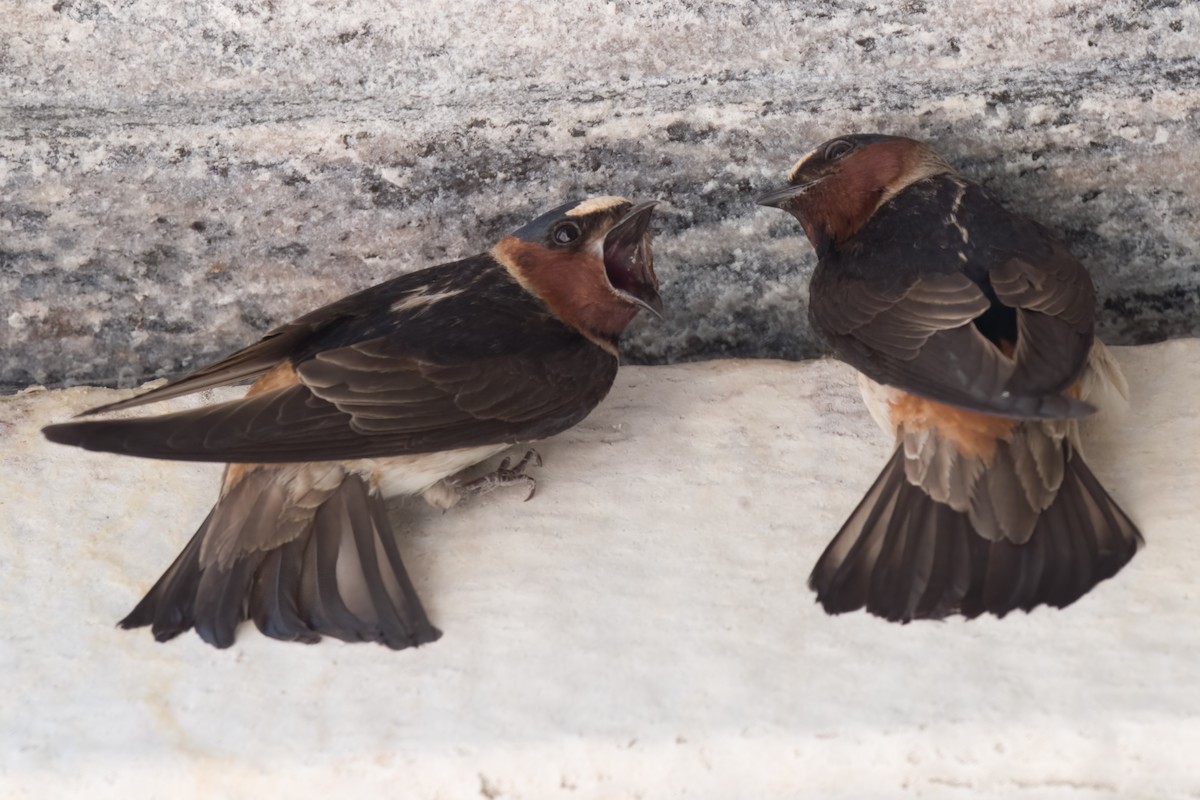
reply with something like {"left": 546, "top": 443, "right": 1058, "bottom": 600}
{"left": 44, "top": 196, "right": 662, "bottom": 649}
{"left": 759, "top": 134, "right": 1141, "bottom": 622}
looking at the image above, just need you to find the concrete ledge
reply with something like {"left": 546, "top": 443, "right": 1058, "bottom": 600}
{"left": 2, "top": 341, "right": 1198, "bottom": 798}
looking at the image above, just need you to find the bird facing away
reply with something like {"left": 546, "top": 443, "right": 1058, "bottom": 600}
{"left": 759, "top": 134, "right": 1141, "bottom": 622}
{"left": 44, "top": 196, "right": 662, "bottom": 649}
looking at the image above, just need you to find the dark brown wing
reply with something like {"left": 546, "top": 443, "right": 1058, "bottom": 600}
{"left": 44, "top": 344, "right": 615, "bottom": 462}
{"left": 76, "top": 253, "right": 500, "bottom": 417}
{"left": 77, "top": 329, "right": 312, "bottom": 417}
{"left": 809, "top": 177, "right": 1096, "bottom": 419}
{"left": 990, "top": 247, "right": 1095, "bottom": 397}
{"left": 44, "top": 257, "right": 619, "bottom": 462}
{"left": 810, "top": 270, "right": 1021, "bottom": 410}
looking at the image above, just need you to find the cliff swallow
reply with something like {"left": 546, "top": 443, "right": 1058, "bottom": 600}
{"left": 759, "top": 134, "right": 1141, "bottom": 621}
{"left": 44, "top": 196, "right": 661, "bottom": 649}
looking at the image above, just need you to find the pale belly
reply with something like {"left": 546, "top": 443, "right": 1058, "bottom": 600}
{"left": 220, "top": 444, "right": 514, "bottom": 515}
{"left": 348, "top": 444, "right": 512, "bottom": 498}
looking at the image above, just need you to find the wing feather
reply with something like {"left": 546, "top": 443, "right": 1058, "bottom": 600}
{"left": 810, "top": 179, "right": 1097, "bottom": 419}
{"left": 45, "top": 254, "right": 621, "bottom": 462}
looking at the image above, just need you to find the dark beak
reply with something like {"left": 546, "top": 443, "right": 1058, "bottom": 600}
{"left": 603, "top": 201, "right": 663, "bottom": 318}
{"left": 756, "top": 180, "right": 821, "bottom": 208}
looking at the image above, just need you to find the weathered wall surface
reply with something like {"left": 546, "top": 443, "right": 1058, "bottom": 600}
{"left": 3, "top": 0, "right": 1198, "bottom": 390}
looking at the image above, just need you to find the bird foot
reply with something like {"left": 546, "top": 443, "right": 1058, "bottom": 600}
{"left": 419, "top": 449, "right": 544, "bottom": 510}
{"left": 458, "top": 449, "right": 544, "bottom": 503}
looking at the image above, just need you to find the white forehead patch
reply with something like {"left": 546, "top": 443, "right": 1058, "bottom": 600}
{"left": 786, "top": 146, "right": 824, "bottom": 183}
{"left": 566, "top": 195, "right": 628, "bottom": 217}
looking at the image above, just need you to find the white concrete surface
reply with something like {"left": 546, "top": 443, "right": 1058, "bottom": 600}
{"left": 2, "top": 341, "right": 1198, "bottom": 798}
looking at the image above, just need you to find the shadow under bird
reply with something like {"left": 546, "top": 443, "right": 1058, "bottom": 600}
{"left": 44, "top": 196, "right": 662, "bottom": 649}
{"left": 759, "top": 134, "right": 1141, "bottom": 622}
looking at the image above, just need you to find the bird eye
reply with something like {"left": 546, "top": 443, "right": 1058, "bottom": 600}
{"left": 551, "top": 221, "right": 582, "bottom": 245}
{"left": 824, "top": 140, "right": 854, "bottom": 161}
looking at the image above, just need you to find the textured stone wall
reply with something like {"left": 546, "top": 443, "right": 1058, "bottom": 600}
{"left": 3, "top": 0, "right": 1198, "bottom": 391}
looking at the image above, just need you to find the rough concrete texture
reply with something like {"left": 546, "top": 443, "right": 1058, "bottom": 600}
{"left": 2, "top": 0, "right": 1199, "bottom": 391}
{"left": 3, "top": 341, "right": 1199, "bottom": 798}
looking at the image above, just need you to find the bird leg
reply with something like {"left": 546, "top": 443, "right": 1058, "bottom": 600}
{"left": 420, "top": 449, "right": 543, "bottom": 510}
{"left": 461, "top": 449, "right": 543, "bottom": 501}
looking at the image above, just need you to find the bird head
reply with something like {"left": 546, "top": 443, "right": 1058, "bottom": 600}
{"left": 494, "top": 196, "right": 662, "bottom": 349}
{"left": 757, "top": 134, "right": 952, "bottom": 253}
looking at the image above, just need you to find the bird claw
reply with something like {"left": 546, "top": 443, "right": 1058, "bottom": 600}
{"left": 458, "top": 449, "right": 543, "bottom": 502}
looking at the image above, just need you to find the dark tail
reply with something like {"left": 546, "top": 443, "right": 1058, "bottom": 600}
{"left": 120, "top": 474, "right": 442, "bottom": 649}
{"left": 808, "top": 445, "right": 1142, "bottom": 622}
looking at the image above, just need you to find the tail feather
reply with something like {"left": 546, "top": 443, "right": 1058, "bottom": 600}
{"left": 120, "top": 473, "right": 442, "bottom": 649}
{"left": 194, "top": 554, "right": 262, "bottom": 648}
{"left": 369, "top": 493, "right": 443, "bottom": 642}
{"left": 809, "top": 445, "right": 1141, "bottom": 622}
{"left": 120, "top": 512, "right": 211, "bottom": 640}
{"left": 250, "top": 537, "right": 319, "bottom": 644}
{"left": 869, "top": 485, "right": 926, "bottom": 617}
{"left": 909, "top": 503, "right": 964, "bottom": 618}
{"left": 343, "top": 482, "right": 426, "bottom": 648}
{"left": 978, "top": 532, "right": 1025, "bottom": 615}
{"left": 816, "top": 458, "right": 905, "bottom": 613}
{"left": 304, "top": 498, "right": 374, "bottom": 640}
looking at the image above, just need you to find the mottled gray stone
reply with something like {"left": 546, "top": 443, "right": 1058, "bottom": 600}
{"left": 3, "top": 0, "right": 1198, "bottom": 391}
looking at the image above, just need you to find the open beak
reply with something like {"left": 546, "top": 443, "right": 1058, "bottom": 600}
{"left": 756, "top": 180, "right": 822, "bottom": 208}
{"left": 602, "top": 200, "right": 663, "bottom": 318}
